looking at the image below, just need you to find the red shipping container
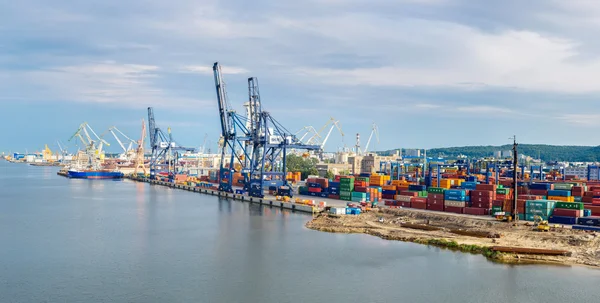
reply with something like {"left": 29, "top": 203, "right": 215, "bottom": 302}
{"left": 464, "top": 207, "right": 488, "bottom": 216}
{"left": 471, "top": 202, "right": 492, "bottom": 208}
{"left": 496, "top": 194, "right": 507, "bottom": 200}
{"left": 328, "top": 194, "right": 340, "bottom": 200}
{"left": 400, "top": 190, "right": 418, "bottom": 197}
{"left": 355, "top": 186, "right": 367, "bottom": 193}
{"left": 354, "top": 181, "right": 367, "bottom": 187}
{"left": 399, "top": 201, "right": 412, "bottom": 208}
{"left": 529, "top": 189, "right": 548, "bottom": 196}
{"left": 476, "top": 184, "right": 497, "bottom": 191}
{"left": 427, "top": 204, "right": 444, "bottom": 211}
{"left": 552, "top": 208, "right": 581, "bottom": 217}
{"left": 411, "top": 197, "right": 427, "bottom": 203}
{"left": 382, "top": 194, "right": 395, "bottom": 199}
{"left": 308, "top": 187, "right": 322, "bottom": 193}
{"left": 584, "top": 191, "right": 594, "bottom": 197}
{"left": 412, "top": 201, "right": 427, "bottom": 209}
{"left": 583, "top": 196, "right": 594, "bottom": 203}
{"left": 517, "top": 195, "right": 541, "bottom": 200}
{"left": 588, "top": 205, "right": 600, "bottom": 216}
{"left": 384, "top": 200, "right": 395, "bottom": 206}
{"left": 471, "top": 195, "right": 492, "bottom": 203}
{"left": 471, "top": 190, "right": 494, "bottom": 197}
{"left": 492, "top": 199, "right": 504, "bottom": 207}
{"left": 592, "top": 198, "right": 600, "bottom": 205}
{"left": 593, "top": 190, "right": 600, "bottom": 196}
{"left": 445, "top": 206, "right": 464, "bottom": 214}
{"left": 427, "top": 193, "right": 444, "bottom": 199}
{"left": 427, "top": 198, "right": 444, "bottom": 205}
{"left": 397, "top": 186, "right": 409, "bottom": 192}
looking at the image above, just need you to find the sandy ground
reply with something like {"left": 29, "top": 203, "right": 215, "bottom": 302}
{"left": 306, "top": 208, "right": 600, "bottom": 268}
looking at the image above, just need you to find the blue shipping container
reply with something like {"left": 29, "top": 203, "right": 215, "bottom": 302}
{"left": 382, "top": 190, "right": 396, "bottom": 195}
{"left": 547, "top": 190, "right": 571, "bottom": 197}
{"left": 307, "top": 183, "right": 321, "bottom": 188}
{"left": 530, "top": 183, "right": 551, "bottom": 190}
{"left": 329, "top": 182, "right": 340, "bottom": 187}
{"left": 408, "top": 185, "right": 426, "bottom": 191}
{"left": 577, "top": 217, "right": 600, "bottom": 226}
{"left": 549, "top": 216, "right": 577, "bottom": 225}
{"left": 584, "top": 209, "right": 592, "bottom": 217}
{"left": 444, "top": 196, "right": 466, "bottom": 202}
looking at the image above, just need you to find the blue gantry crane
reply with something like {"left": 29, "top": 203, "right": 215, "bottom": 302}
{"left": 147, "top": 107, "right": 196, "bottom": 181}
{"left": 213, "top": 62, "right": 320, "bottom": 197}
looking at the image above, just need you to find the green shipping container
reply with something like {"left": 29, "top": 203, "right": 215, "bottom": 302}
{"left": 555, "top": 202, "right": 584, "bottom": 210}
{"left": 518, "top": 214, "right": 525, "bottom": 221}
{"left": 497, "top": 185, "right": 504, "bottom": 189}
{"left": 554, "top": 183, "right": 574, "bottom": 190}
{"left": 428, "top": 187, "right": 445, "bottom": 194}
{"left": 491, "top": 206, "right": 503, "bottom": 215}
{"left": 574, "top": 196, "right": 582, "bottom": 202}
{"left": 418, "top": 191, "right": 428, "bottom": 197}
{"left": 355, "top": 177, "right": 370, "bottom": 183}
{"left": 340, "top": 196, "right": 351, "bottom": 201}
{"left": 496, "top": 188, "right": 510, "bottom": 195}
{"left": 351, "top": 192, "right": 366, "bottom": 198}
{"left": 340, "top": 191, "right": 352, "bottom": 198}
{"left": 340, "top": 184, "right": 355, "bottom": 191}
{"left": 339, "top": 177, "right": 355, "bottom": 184}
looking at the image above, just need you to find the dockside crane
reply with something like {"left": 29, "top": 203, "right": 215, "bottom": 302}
{"left": 213, "top": 62, "right": 253, "bottom": 192}
{"left": 244, "top": 76, "right": 321, "bottom": 198}
{"left": 213, "top": 62, "right": 321, "bottom": 197}
{"left": 147, "top": 108, "right": 196, "bottom": 180}
{"left": 107, "top": 126, "right": 137, "bottom": 160}
{"left": 363, "top": 123, "right": 379, "bottom": 155}
{"left": 134, "top": 119, "right": 147, "bottom": 175}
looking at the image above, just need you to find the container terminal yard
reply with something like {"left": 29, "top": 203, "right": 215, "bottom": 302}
{"left": 3, "top": 62, "right": 600, "bottom": 268}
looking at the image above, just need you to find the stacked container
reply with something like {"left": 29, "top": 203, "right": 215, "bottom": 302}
{"left": 549, "top": 202, "right": 584, "bottom": 224}
{"left": 427, "top": 187, "right": 445, "bottom": 211}
{"left": 444, "top": 189, "right": 466, "bottom": 214}
{"left": 547, "top": 189, "right": 574, "bottom": 202}
{"left": 525, "top": 200, "right": 556, "bottom": 221}
{"left": 339, "top": 176, "right": 355, "bottom": 201}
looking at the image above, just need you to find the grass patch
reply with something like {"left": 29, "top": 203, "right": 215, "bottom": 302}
{"left": 418, "top": 238, "right": 501, "bottom": 259}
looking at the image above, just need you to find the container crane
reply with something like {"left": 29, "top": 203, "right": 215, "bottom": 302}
{"left": 213, "top": 62, "right": 320, "bottom": 196}
{"left": 213, "top": 62, "right": 254, "bottom": 192}
{"left": 363, "top": 123, "right": 379, "bottom": 155}
{"left": 147, "top": 108, "right": 196, "bottom": 180}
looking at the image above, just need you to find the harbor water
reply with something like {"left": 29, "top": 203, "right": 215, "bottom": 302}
{"left": 1, "top": 161, "right": 599, "bottom": 303}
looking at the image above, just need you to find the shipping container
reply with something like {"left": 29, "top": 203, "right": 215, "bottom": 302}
{"left": 548, "top": 216, "right": 577, "bottom": 225}
{"left": 577, "top": 217, "right": 600, "bottom": 226}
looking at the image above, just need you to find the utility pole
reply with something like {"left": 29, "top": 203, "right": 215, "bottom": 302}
{"left": 511, "top": 135, "right": 518, "bottom": 221}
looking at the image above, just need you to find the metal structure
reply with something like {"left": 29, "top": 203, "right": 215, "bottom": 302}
{"left": 213, "top": 62, "right": 320, "bottom": 197}
{"left": 107, "top": 126, "right": 137, "bottom": 160}
{"left": 363, "top": 123, "right": 379, "bottom": 155}
{"left": 147, "top": 107, "right": 195, "bottom": 181}
{"left": 133, "top": 119, "right": 147, "bottom": 175}
{"left": 425, "top": 162, "right": 470, "bottom": 188}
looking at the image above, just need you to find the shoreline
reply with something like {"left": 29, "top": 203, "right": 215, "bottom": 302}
{"left": 306, "top": 208, "right": 600, "bottom": 269}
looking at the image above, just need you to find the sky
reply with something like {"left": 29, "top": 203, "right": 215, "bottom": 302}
{"left": 2, "top": 0, "right": 600, "bottom": 154}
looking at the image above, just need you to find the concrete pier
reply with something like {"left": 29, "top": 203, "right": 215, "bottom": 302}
{"left": 126, "top": 176, "right": 320, "bottom": 214}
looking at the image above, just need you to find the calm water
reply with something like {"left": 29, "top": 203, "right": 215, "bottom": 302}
{"left": 1, "top": 161, "right": 599, "bottom": 303}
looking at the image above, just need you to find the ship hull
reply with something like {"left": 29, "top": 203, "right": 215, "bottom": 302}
{"left": 67, "top": 170, "right": 124, "bottom": 179}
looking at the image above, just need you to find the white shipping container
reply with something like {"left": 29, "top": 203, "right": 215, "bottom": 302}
{"left": 394, "top": 195, "right": 412, "bottom": 202}
{"left": 329, "top": 207, "right": 346, "bottom": 215}
{"left": 444, "top": 201, "right": 466, "bottom": 208}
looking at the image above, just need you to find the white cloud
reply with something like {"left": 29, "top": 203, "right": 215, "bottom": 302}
{"left": 456, "top": 106, "right": 513, "bottom": 114}
{"left": 558, "top": 114, "right": 600, "bottom": 126}
{"left": 181, "top": 65, "right": 248, "bottom": 75}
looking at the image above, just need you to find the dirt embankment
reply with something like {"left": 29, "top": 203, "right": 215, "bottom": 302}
{"left": 306, "top": 208, "right": 600, "bottom": 268}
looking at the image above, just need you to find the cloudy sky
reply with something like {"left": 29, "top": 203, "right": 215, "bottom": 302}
{"left": 2, "top": 0, "right": 600, "bottom": 153}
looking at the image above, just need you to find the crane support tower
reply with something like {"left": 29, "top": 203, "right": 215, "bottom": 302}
{"left": 147, "top": 107, "right": 195, "bottom": 181}
{"left": 213, "top": 62, "right": 320, "bottom": 197}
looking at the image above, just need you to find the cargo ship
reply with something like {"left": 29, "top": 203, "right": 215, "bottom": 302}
{"left": 67, "top": 169, "right": 124, "bottom": 179}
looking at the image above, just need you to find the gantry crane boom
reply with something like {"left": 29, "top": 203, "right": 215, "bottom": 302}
{"left": 363, "top": 123, "right": 379, "bottom": 154}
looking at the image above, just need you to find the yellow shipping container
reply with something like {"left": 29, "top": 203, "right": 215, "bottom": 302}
{"left": 547, "top": 196, "right": 574, "bottom": 202}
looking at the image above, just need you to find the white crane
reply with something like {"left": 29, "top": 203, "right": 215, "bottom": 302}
{"left": 295, "top": 126, "right": 319, "bottom": 144}
{"left": 363, "top": 123, "right": 379, "bottom": 155}
{"left": 107, "top": 126, "right": 137, "bottom": 159}
{"left": 320, "top": 118, "right": 344, "bottom": 150}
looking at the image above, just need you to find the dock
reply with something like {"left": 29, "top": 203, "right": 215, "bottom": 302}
{"left": 126, "top": 175, "right": 321, "bottom": 214}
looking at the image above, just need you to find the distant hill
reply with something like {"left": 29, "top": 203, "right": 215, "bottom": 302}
{"left": 381, "top": 145, "right": 600, "bottom": 162}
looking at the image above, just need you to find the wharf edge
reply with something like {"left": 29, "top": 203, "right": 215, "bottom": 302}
{"left": 124, "top": 175, "right": 319, "bottom": 214}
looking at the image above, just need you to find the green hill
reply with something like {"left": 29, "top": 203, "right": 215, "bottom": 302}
{"left": 384, "top": 145, "right": 600, "bottom": 162}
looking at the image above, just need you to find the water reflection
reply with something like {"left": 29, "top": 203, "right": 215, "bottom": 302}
{"left": 217, "top": 197, "right": 232, "bottom": 214}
